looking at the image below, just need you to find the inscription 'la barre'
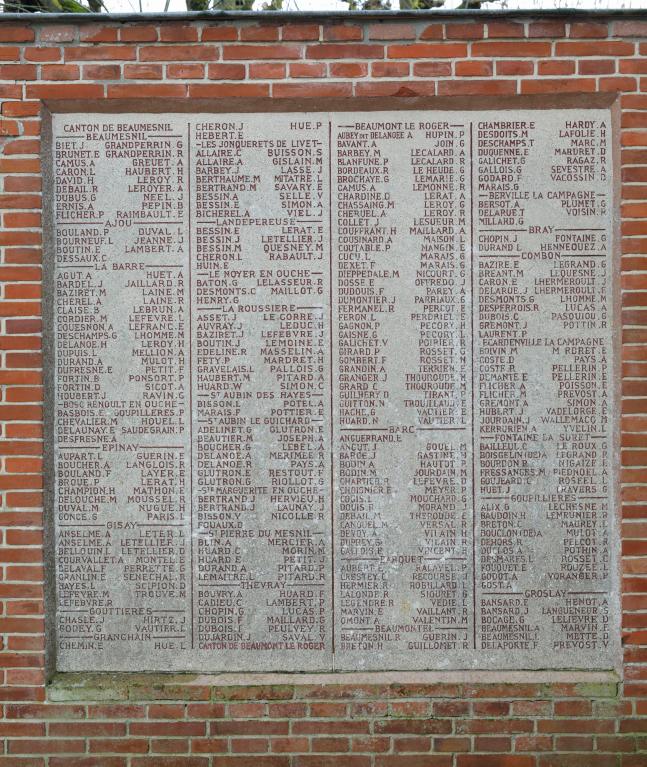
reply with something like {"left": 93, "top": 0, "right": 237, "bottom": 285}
{"left": 47, "top": 105, "right": 619, "bottom": 673}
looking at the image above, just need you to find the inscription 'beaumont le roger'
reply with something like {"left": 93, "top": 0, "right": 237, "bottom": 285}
{"left": 48, "top": 106, "right": 619, "bottom": 673}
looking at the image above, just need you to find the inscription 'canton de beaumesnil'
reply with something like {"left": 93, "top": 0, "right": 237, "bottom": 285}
{"left": 47, "top": 107, "right": 619, "bottom": 672}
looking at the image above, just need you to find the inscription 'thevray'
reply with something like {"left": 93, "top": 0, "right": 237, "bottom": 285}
{"left": 48, "top": 107, "right": 619, "bottom": 672}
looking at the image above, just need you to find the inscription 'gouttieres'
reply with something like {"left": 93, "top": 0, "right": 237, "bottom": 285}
{"left": 49, "top": 108, "right": 619, "bottom": 673}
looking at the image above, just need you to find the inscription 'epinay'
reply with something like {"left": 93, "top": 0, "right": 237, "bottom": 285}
{"left": 47, "top": 107, "right": 620, "bottom": 672}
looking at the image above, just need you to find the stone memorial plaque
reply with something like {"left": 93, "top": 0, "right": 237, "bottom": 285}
{"left": 45, "top": 102, "right": 620, "bottom": 672}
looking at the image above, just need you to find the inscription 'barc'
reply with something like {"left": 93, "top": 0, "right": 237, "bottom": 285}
{"left": 46, "top": 106, "right": 620, "bottom": 672}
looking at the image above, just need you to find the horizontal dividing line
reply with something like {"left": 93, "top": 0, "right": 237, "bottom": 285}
{"left": 59, "top": 524, "right": 104, "bottom": 528}
{"left": 152, "top": 636, "right": 186, "bottom": 640}
{"left": 555, "top": 228, "right": 606, "bottom": 232}
{"left": 151, "top": 610, "right": 186, "bottom": 613}
{"left": 58, "top": 445, "right": 102, "bottom": 450}
{"left": 136, "top": 445, "right": 184, "bottom": 450}
{"left": 340, "top": 427, "right": 389, "bottom": 432}
{"left": 417, "top": 426, "right": 466, "bottom": 431}
{"left": 137, "top": 523, "right": 184, "bottom": 527}
{"left": 145, "top": 264, "right": 183, "bottom": 269}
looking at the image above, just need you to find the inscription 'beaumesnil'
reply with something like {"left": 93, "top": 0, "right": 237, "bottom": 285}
{"left": 46, "top": 106, "right": 620, "bottom": 673}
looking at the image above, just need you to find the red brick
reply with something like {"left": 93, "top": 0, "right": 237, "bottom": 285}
{"left": 369, "top": 23, "right": 417, "bottom": 40}
{"left": 231, "top": 737, "right": 270, "bottom": 753}
{"left": 528, "top": 21, "right": 566, "bottom": 38}
{"left": 459, "top": 758, "right": 535, "bottom": 767}
{"left": 570, "top": 21, "right": 610, "bottom": 38}
{"left": 413, "top": 62, "right": 452, "bottom": 77}
{"left": 140, "top": 44, "right": 218, "bottom": 61}
{"left": 83, "top": 64, "right": 121, "bottom": 80}
{"left": 107, "top": 84, "right": 187, "bottom": 98}
{"left": 24, "top": 47, "right": 60, "bottom": 62}
{"left": 240, "top": 25, "right": 279, "bottom": 42}
{"left": 538, "top": 60, "right": 575, "bottom": 76}
{"left": 330, "top": 61, "right": 367, "bottom": 77}
{"left": 323, "top": 24, "right": 362, "bottom": 41}
{"left": 201, "top": 26, "right": 238, "bottom": 41}
{"left": 79, "top": 24, "right": 118, "bottom": 42}
{"left": 371, "top": 61, "right": 408, "bottom": 77}
{"left": 89, "top": 739, "right": 149, "bottom": 754}
{"left": 208, "top": 63, "right": 246, "bottom": 80}
{"left": 375, "top": 758, "right": 452, "bottom": 767}
{"left": 189, "top": 83, "right": 269, "bottom": 98}
{"left": 487, "top": 21, "right": 525, "bottom": 38}
{"left": 455, "top": 60, "right": 492, "bottom": 77}
{"left": 282, "top": 24, "right": 320, "bottom": 42}
{"left": 437, "top": 79, "right": 516, "bottom": 96}
{"left": 296, "top": 759, "right": 369, "bottom": 767}
{"left": 191, "top": 738, "right": 228, "bottom": 753}
{"left": 25, "top": 84, "right": 103, "bottom": 99}
{"left": 224, "top": 44, "right": 301, "bottom": 60}
{"left": 9, "top": 739, "right": 84, "bottom": 754}
{"left": 419, "top": 24, "right": 444, "bottom": 40}
{"left": 123, "top": 64, "right": 163, "bottom": 80}
{"left": 50, "top": 760, "right": 126, "bottom": 767}
{"left": 160, "top": 24, "right": 199, "bottom": 42}
{"left": 521, "top": 77, "right": 596, "bottom": 94}
{"left": 473, "top": 40, "right": 551, "bottom": 56}
{"left": 273, "top": 82, "right": 352, "bottom": 98}
{"left": 65, "top": 45, "right": 136, "bottom": 61}
{"left": 0, "top": 65, "right": 36, "bottom": 80}
{"left": 558, "top": 40, "right": 635, "bottom": 55}
{"left": 131, "top": 721, "right": 205, "bottom": 737}
{"left": 249, "top": 62, "right": 286, "bottom": 79}
{"left": 167, "top": 63, "right": 204, "bottom": 79}
{"left": 0, "top": 26, "right": 34, "bottom": 43}
{"left": 308, "top": 43, "right": 383, "bottom": 60}
{"left": 120, "top": 25, "right": 157, "bottom": 42}
{"left": 355, "top": 81, "right": 435, "bottom": 97}
{"left": 538, "top": 757, "right": 620, "bottom": 767}
{"left": 446, "top": 22, "right": 484, "bottom": 39}
{"left": 131, "top": 760, "right": 209, "bottom": 767}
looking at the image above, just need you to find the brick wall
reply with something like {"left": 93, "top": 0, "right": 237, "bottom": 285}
{"left": 0, "top": 10, "right": 645, "bottom": 766}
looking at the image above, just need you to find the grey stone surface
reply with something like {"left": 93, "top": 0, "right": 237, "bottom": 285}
{"left": 46, "top": 107, "right": 620, "bottom": 673}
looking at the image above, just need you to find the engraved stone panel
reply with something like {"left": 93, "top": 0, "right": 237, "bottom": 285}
{"left": 45, "top": 105, "right": 620, "bottom": 672}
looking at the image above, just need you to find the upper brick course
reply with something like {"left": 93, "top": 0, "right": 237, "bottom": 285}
{"left": 0, "top": 10, "right": 645, "bottom": 764}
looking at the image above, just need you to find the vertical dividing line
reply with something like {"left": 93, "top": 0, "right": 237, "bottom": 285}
{"left": 188, "top": 122, "right": 194, "bottom": 650}
{"left": 328, "top": 120, "right": 335, "bottom": 658}
{"left": 470, "top": 122, "right": 477, "bottom": 652}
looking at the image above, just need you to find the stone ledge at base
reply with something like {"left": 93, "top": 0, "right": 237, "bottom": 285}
{"left": 46, "top": 671, "right": 621, "bottom": 703}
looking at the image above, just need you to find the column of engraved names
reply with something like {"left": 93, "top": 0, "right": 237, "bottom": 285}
{"left": 53, "top": 119, "right": 191, "bottom": 668}
{"left": 405, "top": 118, "right": 471, "bottom": 656}
{"left": 333, "top": 117, "right": 471, "bottom": 667}
{"left": 191, "top": 116, "right": 332, "bottom": 666}
{"left": 472, "top": 112, "right": 613, "bottom": 662}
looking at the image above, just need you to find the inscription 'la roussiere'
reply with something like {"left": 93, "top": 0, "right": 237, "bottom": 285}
{"left": 49, "top": 107, "right": 619, "bottom": 672}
